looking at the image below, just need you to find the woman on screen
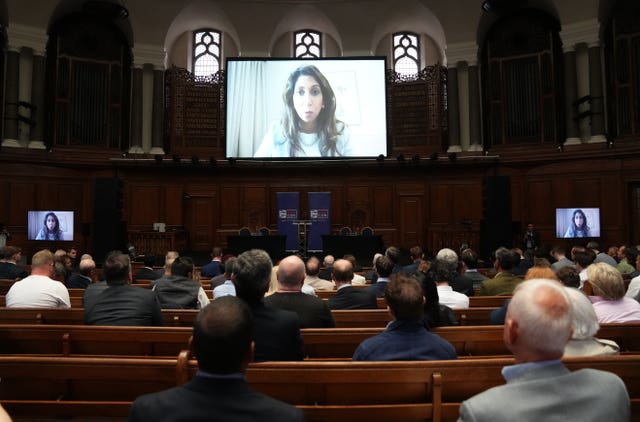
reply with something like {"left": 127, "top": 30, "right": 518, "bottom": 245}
{"left": 35, "top": 212, "right": 63, "bottom": 240}
{"left": 565, "top": 209, "right": 591, "bottom": 238}
{"left": 254, "top": 65, "right": 351, "bottom": 158}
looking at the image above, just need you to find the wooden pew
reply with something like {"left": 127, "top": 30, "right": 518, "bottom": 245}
{"left": 0, "top": 324, "right": 192, "bottom": 357}
{"left": 2, "top": 354, "right": 639, "bottom": 421}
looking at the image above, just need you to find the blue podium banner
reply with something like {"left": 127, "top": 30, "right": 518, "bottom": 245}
{"left": 308, "top": 192, "right": 331, "bottom": 252}
{"left": 277, "top": 192, "right": 300, "bottom": 251}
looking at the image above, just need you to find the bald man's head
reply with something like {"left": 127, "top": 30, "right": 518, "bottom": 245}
{"left": 332, "top": 259, "right": 354, "bottom": 285}
{"left": 276, "top": 255, "right": 306, "bottom": 289}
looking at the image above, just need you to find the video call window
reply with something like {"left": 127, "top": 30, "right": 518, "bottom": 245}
{"left": 27, "top": 211, "right": 74, "bottom": 241}
{"left": 555, "top": 208, "right": 601, "bottom": 239}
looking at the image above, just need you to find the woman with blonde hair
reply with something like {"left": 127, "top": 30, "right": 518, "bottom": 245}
{"left": 588, "top": 262, "right": 640, "bottom": 323}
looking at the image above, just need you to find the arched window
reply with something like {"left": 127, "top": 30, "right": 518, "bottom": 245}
{"left": 193, "top": 29, "right": 221, "bottom": 76}
{"left": 393, "top": 32, "right": 420, "bottom": 76}
{"left": 481, "top": 10, "right": 563, "bottom": 147}
{"left": 604, "top": 0, "right": 640, "bottom": 141}
{"left": 294, "top": 29, "right": 321, "bottom": 58}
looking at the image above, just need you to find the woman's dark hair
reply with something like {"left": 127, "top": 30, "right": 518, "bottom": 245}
{"left": 281, "top": 65, "right": 345, "bottom": 157}
{"left": 42, "top": 212, "right": 62, "bottom": 240}
{"left": 570, "top": 209, "right": 590, "bottom": 235}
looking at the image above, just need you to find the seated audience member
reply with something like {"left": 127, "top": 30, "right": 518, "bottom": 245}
{"left": 608, "top": 245, "right": 620, "bottom": 262}
{"left": 623, "top": 247, "right": 640, "bottom": 279}
{"left": 318, "top": 254, "right": 334, "bottom": 280}
{"left": 303, "top": 256, "right": 334, "bottom": 290}
{"left": 0, "top": 246, "right": 28, "bottom": 279}
{"left": 588, "top": 241, "right": 618, "bottom": 267}
{"left": 51, "top": 261, "right": 68, "bottom": 283}
{"left": 616, "top": 244, "right": 636, "bottom": 275}
{"left": 573, "top": 249, "right": 596, "bottom": 289}
{"left": 151, "top": 251, "right": 179, "bottom": 286}
{"left": 432, "top": 259, "right": 469, "bottom": 309}
{"left": 200, "top": 246, "right": 223, "bottom": 278}
{"left": 564, "top": 287, "right": 619, "bottom": 357}
{"left": 6, "top": 249, "right": 70, "bottom": 308}
{"left": 363, "top": 252, "right": 383, "bottom": 281}
{"left": 458, "top": 279, "right": 630, "bottom": 421}
{"left": 344, "top": 254, "right": 366, "bottom": 285}
{"left": 587, "top": 262, "right": 640, "bottom": 323}
{"left": 385, "top": 246, "right": 404, "bottom": 274}
{"left": 416, "top": 263, "right": 458, "bottom": 328}
{"left": 66, "top": 258, "right": 96, "bottom": 289}
{"left": 352, "top": 273, "right": 456, "bottom": 361}
{"left": 213, "top": 257, "right": 236, "bottom": 299}
{"left": 489, "top": 265, "right": 558, "bottom": 325}
{"left": 133, "top": 253, "right": 160, "bottom": 283}
{"left": 550, "top": 246, "right": 575, "bottom": 272}
{"left": 436, "top": 248, "right": 474, "bottom": 296}
{"left": 461, "top": 248, "right": 488, "bottom": 289}
{"left": 210, "top": 253, "right": 234, "bottom": 288}
{"left": 510, "top": 247, "right": 532, "bottom": 276}
{"left": 233, "top": 249, "right": 304, "bottom": 362}
{"left": 83, "top": 251, "right": 163, "bottom": 326}
{"left": 402, "top": 245, "right": 424, "bottom": 274}
{"left": 128, "top": 296, "right": 304, "bottom": 422}
{"left": 328, "top": 259, "right": 378, "bottom": 310}
{"left": 556, "top": 266, "right": 581, "bottom": 288}
{"left": 265, "top": 255, "right": 335, "bottom": 328}
{"left": 479, "top": 247, "right": 522, "bottom": 296}
{"left": 153, "top": 256, "right": 209, "bottom": 309}
{"left": 367, "top": 255, "right": 393, "bottom": 297}
{"left": 67, "top": 246, "right": 79, "bottom": 271}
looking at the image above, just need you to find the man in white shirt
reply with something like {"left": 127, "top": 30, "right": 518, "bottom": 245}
{"left": 6, "top": 249, "right": 70, "bottom": 308}
{"left": 433, "top": 258, "right": 469, "bottom": 309}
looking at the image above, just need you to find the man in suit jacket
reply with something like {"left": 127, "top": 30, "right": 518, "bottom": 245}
{"left": 265, "top": 255, "right": 335, "bottom": 328}
{"left": 132, "top": 253, "right": 160, "bottom": 283}
{"left": 66, "top": 257, "right": 95, "bottom": 289}
{"left": 84, "top": 252, "right": 163, "bottom": 326}
{"left": 0, "top": 246, "right": 28, "bottom": 279}
{"left": 479, "top": 247, "right": 522, "bottom": 296}
{"left": 458, "top": 279, "right": 630, "bottom": 421}
{"left": 128, "top": 296, "right": 304, "bottom": 422}
{"left": 233, "top": 249, "right": 304, "bottom": 362}
{"left": 328, "top": 259, "right": 377, "bottom": 310}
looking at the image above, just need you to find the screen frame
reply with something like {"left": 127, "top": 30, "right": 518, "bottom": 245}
{"left": 224, "top": 56, "right": 389, "bottom": 161}
{"left": 27, "top": 210, "right": 75, "bottom": 242}
{"left": 555, "top": 207, "right": 601, "bottom": 239}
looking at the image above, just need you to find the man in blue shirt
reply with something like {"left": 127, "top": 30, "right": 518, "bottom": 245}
{"left": 353, "top": 273, "right": 457, "bottom": 361}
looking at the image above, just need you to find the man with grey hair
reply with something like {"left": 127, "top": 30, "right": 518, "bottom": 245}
{"left": 458, "top": 279, "right": 630, "bottom": 421}
{"left": 318, "top": 254, "right": 335, "bottom": 280}
{"left": 436, "top": 248, "right": 474, "bottom": 297}
{"left": 304, "top": 256, "right": 334, "bottom": 290}
{"left": 66, "top": 257, "right": 96, "bottom": 288}
{"left": 233, "top": 249, "right": 304, "bottom": 362}
{"left": 265, "top": 255, "right": 335, "bottom": 328}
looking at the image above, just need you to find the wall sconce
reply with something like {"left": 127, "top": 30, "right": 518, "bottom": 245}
{"left": 154, "top": 154, "right": 163, "bottom": 164}
{"left": 172, "top": 155, "right": 181, "bottom": 164}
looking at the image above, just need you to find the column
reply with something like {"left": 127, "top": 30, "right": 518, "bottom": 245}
{"left": 150, "top": 68, "right": 165, "bottom": 155}
{"left": 3, "top": 49, "right": 20, "bottom": 147}
{"left": 588, "top": 42, "right": 606, "bottom": 143}
{"left": 563, "top": 47, "right": 581, "bottom": 145}
{"left": 447, "top": 65, "right": 461, "bottom": 153}
{"left": 128, "top": 66, "right": 144, "bottom": 154}
{"left": 29, "top": 52, "right": 46, "bottom": 149}
{"left": 467, "top": 63, "right": 483, "bottom": 151}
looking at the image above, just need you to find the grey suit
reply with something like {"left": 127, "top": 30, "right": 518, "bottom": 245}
{"left": 458, "top": 362, "right": 629, "bottom": 422}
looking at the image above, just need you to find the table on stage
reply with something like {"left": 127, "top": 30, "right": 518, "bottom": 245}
{"left": 226, "top": 235, "right": 287, "bottom": 261}
{"left": 322, "top": 235, "right": 385, "bottom": 266}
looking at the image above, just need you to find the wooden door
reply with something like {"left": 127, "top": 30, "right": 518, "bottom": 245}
{"left": 186, "top": 196, "right": 215, "bottom": 252}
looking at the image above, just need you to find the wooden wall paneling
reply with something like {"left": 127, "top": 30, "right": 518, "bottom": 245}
{"left": 572, "top": 177, "right": 601, "bottom": 207}
{"left": 329, "top": 185, "right": 344, "bottom": 232}
{"left": 37, "top": 182, "right": 58, "bottom": 209}
{"left": 428, "top": 184, "right": 450, "bottom": 224}
{"left": 9, "top": 182, "right": 35, "bottom": 226}
{"left": 371, "top": 184, "right": 394, "bottom": 227}
{"left": 398, "top": 195, "right": 423, "bottom": 248}
{"left": 186, "top": 194, "right": 216, "bottom": 252}
{"left": 219, "top": 186, "right": 241, "bottom": 229}
{"left": 527, "top": 179, "right": 552, "bottom": 236}
{"left": 242, "top": 185, "right": 268, "bottom": 230}
{"left": 345, "top": 185, "right": 372, "bottom": 230}
{"left": 129, "top": 186, "right": 162, "bottom": 227}
{"left": 164, "top": 185, "right": 185, "bottom": 226}
{"left": 0, "top": 181, "right": 7, "bottom": 225}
